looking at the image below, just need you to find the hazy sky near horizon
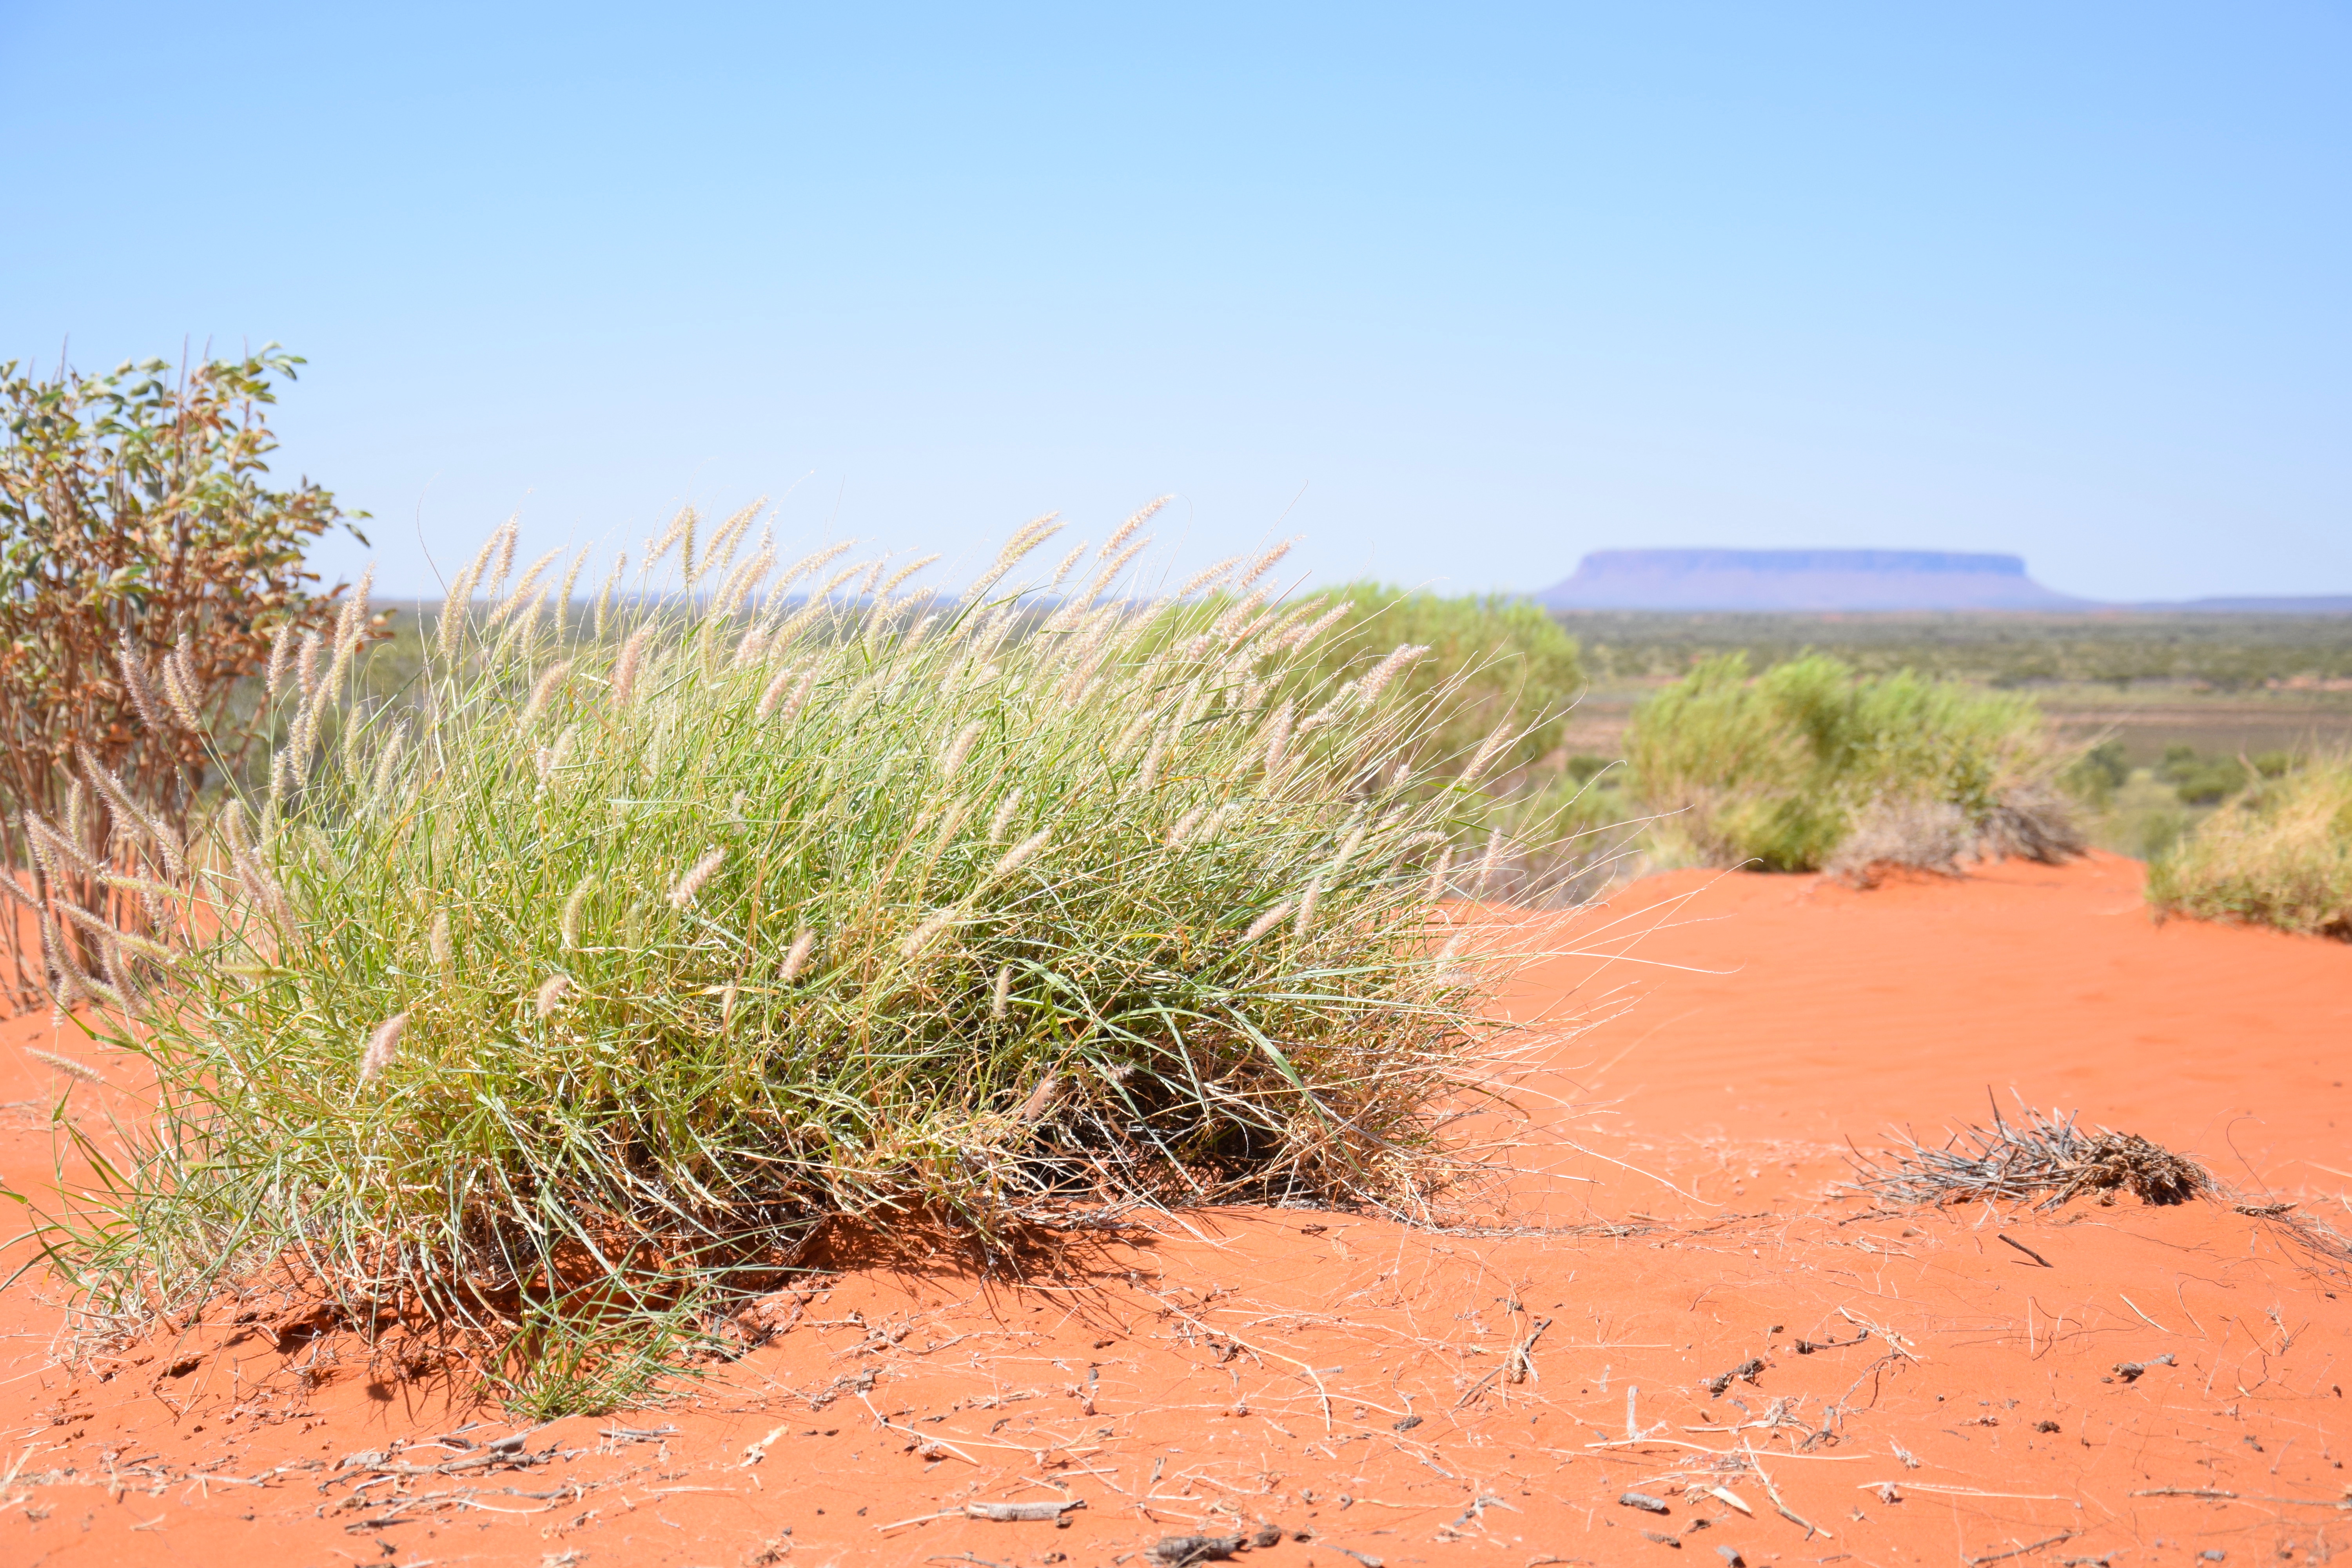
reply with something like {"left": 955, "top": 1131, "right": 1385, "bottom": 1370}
{"left": 4, "top": 3, "right": 2347, "bottom": 602}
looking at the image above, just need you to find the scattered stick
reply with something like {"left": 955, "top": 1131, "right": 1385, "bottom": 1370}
{"left": 1741, "top": 1439, "right": 1831, "bottom": 1540}
{"left": 1998, "top": 1234, "right": 2054, "bottom": 1268}
{"left": 2111, "top": 1354, "right": 2175, "bottom": 1383}
{"left": 1965, "top": 1530, "right": 2076, "bottom": 1566}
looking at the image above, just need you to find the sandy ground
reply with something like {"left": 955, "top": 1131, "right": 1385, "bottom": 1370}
{"left": 2, "top": 849, "right": 2348, "bottom": 1568}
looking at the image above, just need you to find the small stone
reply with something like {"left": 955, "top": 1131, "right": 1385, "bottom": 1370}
{"left": 1621, "top": 1492, "right": 1672, "bottom": 1514}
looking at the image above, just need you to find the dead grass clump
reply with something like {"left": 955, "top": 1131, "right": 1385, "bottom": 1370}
{"left": 1849, "top": 1105, "right": 2208, "bottom": 1210}
{"left": 1824, "top": 796, "right": 1969, "bottom": 887}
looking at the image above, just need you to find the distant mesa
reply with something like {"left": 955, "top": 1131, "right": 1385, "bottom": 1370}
{"left": 1540, "top": 549, "right": 2094, "bottom": 612}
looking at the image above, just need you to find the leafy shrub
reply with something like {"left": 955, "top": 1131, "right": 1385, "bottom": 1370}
{"left": 2066, "top": 739, "right": 2132, "bottom": 806}
{"left": 1626, "top": 652, "right": 2079, "bottom": 873}
{"left": 2147, "top": 753, "right": 2352, "bottom": 939}
{"left": 36, "top": 514, "right": 1499, "bottom": 1395}
{"left": 0, "top": 347, "right": 369, "bottom": 1010}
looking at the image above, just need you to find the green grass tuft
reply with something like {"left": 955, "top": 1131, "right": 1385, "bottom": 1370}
{"left": 33, "top": 516, "right": 1515, "bottom": 1405}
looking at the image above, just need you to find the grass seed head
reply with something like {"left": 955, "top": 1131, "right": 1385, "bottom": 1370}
{"left": 357, "top": 1012, "right": 410, "bottom": 1085}
{"left": 669, "top": 848, "right": 728, "bottom": 909}
{"left": 27, "top": 1048, "right": 106, "bottom": 1086}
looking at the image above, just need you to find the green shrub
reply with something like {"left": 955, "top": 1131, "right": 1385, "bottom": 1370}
{"left": 2156, "top": 744, "right": 2249, "bottom": 806}
{"left": 2147, "top": 753, "right": 2352, "bottom": 939}
{"left": 1626, "top": 652, "right": 2075, "bottom": 873}
{"left": 1276, "top": 583, "right": 1584, "bottom": 781}
{"left": 2066, "top": 739, "right": 2132, "bottom": 806}
{"left": 31, "top": 515, "right": 1500, "bottom": 1397}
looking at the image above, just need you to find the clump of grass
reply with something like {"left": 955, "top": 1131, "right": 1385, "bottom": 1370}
{"left": 1850, "top": 1105, "right": 2208, "bottom": 1210}
{"left": 34, "top": 510, "right": 1518, "bottom": 1392}
{"left": 2147, "top": 751, "right": 2352, "bottom": 939}
{"left": 1626, "top": 652, "right": 2081, "bottom": 873}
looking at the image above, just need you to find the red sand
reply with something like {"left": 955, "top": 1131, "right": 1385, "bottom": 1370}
{"left": 2, "top": 850, "right": 2348, "bottom": 1568}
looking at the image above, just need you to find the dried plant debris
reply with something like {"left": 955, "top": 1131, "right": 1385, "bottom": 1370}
{"left": 1849, "top": 1105, "right": 2208, "bottom": 1210}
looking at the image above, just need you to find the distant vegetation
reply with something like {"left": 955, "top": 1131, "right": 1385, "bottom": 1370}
{"left": 1560, "top": 610, "right": 2352, "bottom": 691}
{"left": 2148, "top": 752, "right": 2352, "bottom": 940}
{"left": 1622, "top": 652, "right": 2079, "bottom": 874}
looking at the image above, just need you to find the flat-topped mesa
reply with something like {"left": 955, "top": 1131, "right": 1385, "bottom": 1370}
{"left": 1540, "top": 548, "right": 2091, "bottom": 611}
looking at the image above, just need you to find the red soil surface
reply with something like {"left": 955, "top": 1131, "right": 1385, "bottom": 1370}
{"left": 2, "top": 850, "right": 2348, "bottom": 1568}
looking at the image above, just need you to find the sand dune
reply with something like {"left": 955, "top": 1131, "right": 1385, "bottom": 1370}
{"left": 2, "top": 852, "right": 2346, "bottom": 1566}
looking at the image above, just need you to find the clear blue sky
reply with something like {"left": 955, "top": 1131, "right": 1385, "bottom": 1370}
{"left": 5, "top": 3, "right": 2347, "bottom": 602}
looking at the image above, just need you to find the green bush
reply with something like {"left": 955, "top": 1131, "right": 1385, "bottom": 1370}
{"left": 31, "top": 517, "right": 1501, "bottom": 1401}
{"left": 2156, "top": 744, "right": 2249, "bottom": 806}
{"left": 1626, "top": 652, "right": 2074, "bottom": 873}
{"left": 1277, "top": 584, "right": 1584, "bottom": 781}
{"left": 2147, "top": 753, "right": 2352, "bottom": 939}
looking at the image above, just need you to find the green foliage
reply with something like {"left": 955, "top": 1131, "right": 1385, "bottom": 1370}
{"left": 1282, "top": 584, "right": 1584, "bottom": 780}
{"left": 2148, "top": 752, "right": 2352, "bottom": 939}
{"left": 2156, "top": 744, "right": 2249, "bottom": 806}
{"left": 38, "top": 519, "right": 1502, "bottom": 1404}
{"left": 0, "top": 347, "right": 370, "bottom": 1010}
{"left": 2067, "top": 739, "right": 2132, "bottom": 807}
{"left": 1564, "top": 610, "right": 2352, "bottom": 691}
{"left": 1626, "top": 652, "right": 2065, "bottom": 871}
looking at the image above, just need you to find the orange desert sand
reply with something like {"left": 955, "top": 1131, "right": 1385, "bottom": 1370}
{"left": 2, "top": 851, "right": 2348, "bottom": 1568}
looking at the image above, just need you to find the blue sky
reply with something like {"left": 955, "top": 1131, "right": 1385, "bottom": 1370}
{"left": 4, "top": 3, "right": 2346, "bottom": 601}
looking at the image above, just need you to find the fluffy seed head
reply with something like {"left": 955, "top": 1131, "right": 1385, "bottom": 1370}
{"left": 611, "top": 626, "right": 655, "bottom": 708}
{"left": 296, "top": 630, "right": 324, "bottom": 698}
{"left": 327, "top": 566, "right": 375, "bottom": 689}
{"left": 1421, "top": 846, "right": 1454, "bottom": 904}
{"left": 1261, "top": 700, "right": 1296, "bottom": 776}
{"left": 1237, "top": 538, "right": 1294, "bottom": 590}
{"left": 939, "top": 722, "right": 983, "bottom": 786}
{"left": 358, "top": 1011, "right": 410, "bottom": 1085}
{"left": 1474, "top": 828, "right": 1505, "bottom": 897}
{"left": 983, "top": 829, "right": 1052, "bottom": 888}
{"left": 1294, "top": 876, "right": 1322, "bottom": 940}
{"left": 1357, "top": 643, "right": 1430, "bottom": 708}
{"left": 985, "top": 789, "right": 1024, "bottom": 845}
{"left": 429, "top": 910, "right": 454, "bottom": 977}
{"left": 560, "top": 878, "right": 593, "bottom": 949}
{"left": 756, "top": 663, "right": 799, "bottom": 719}
{"left": 1243, "top": 902, "right": 1295, "bottom": 942}
{"left": 781, "top": 926, "right": 817, "bottom": 982}
{"left": 1100, "top": 497, "right": 1169, "bottom": 561}
{"left": 27, "top": 1048, "right": 106, "bottom": 1086}
{"left": 535, "top": 974, "right": 571, "bottom": 1019}
{"left": 900, "top": 907, "right": 962, "bottom": 959}
{"left": 991, "top": 964, "right": 1014, "bottom": 1020}
{"left": 1459, "top": 720, "right": 1516, "bottom": 785}
{"left": 1165, "top": 804, "right": 1208, "bottom": 849}
{"left": 879, "top": 553, "right": 941, "bottom": 597}
{"left": 669, "top": 848, "right": 728, "bottom": 909}
{"left": 522, "top": 659, "right": 573, "bottom": 724}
